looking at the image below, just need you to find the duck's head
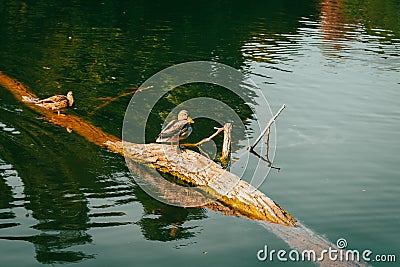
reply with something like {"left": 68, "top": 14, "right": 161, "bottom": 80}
{"left": 177, "top": 110, "right": 194, "bottom": 124}
{"left": 67, "top": 91, "right": 74, "bottom": 106}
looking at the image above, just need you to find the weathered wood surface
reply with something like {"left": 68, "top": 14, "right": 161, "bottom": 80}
{"left": 0, "top": 71, "right": 296, "bottom": 226}
{"left": 221, "top": 122, "right": 232, "bottom": 163}
{"left": 107, "top": 141, "right": 295, "bottom": 225}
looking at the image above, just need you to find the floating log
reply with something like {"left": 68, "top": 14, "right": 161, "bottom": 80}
{"left": 0, "top": 71, "right": 296, "bottom": 226}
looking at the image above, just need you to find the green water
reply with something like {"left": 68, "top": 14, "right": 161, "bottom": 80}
{"left": 1, "top": 0, "right": 399, "bottom": 266}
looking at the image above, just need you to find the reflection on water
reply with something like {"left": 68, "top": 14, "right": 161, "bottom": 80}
{"left": 0, "top": 152, "right": 204, "bottom": 263}
{"left": 0, "top": 158, "right": 94, "bottom": 263}
{"left": 1, "top": 0, "right": 400, "bottom": 266}
{"left": 242, "top": 3, "right": 400, "bottom": 72}
{"left": 319, "top": 0, "right": 400, "bottom": 60}
{"left": 319, "top": 0, "right": 355, "bottom": 53}
{"left": 137, "top": 199, "right": 205, "bottom": 241}
{"left": 0, "top": 92, "right": 204, "bottom": 263}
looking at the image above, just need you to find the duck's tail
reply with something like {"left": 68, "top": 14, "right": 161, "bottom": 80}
{"left": 156, "top": 136, "right": 166, "bottom": 143}
{"left": 22, "top": 96, "right": 39, "bottom": 103}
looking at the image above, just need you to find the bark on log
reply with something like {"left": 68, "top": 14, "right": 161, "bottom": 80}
{"left": 0, "top": 71, "right": 296, "bottom": 226}
{"left": 106, "top": 141, "right": 295, "bottom": 225}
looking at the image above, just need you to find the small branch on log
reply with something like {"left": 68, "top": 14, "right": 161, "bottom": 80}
{"left": 248, "top": 104, "right": 286, "bottom": 151}
{"left": 221, "top": 123, "right": 232, "bottom": 165}
{"left": 181, "top": 126, "right": 224, "bottom": 147}
{"left": 89, "top": 86, "right": 153, "bottom": 115}
{"left": 182, "top": 122, "right": 232, "bottom": 149}
{"left": 198, "top": 127, "right": 224, "bottom": 145}
{"left": 183, "top": 123, "right": 231, "bottom": 167}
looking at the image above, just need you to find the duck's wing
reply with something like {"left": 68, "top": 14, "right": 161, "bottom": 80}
{"left": 156, "top": 119, "right": 188, "bottom": 142}
{"left": 36, "top": 98, "right": 68, "bottom": 110}
{"left": 179, "top": 124, "right": 192, "bottom": 141}
{"left": 37, "top": 94, "right": 67, "bottom": 104}
{"left": 49, "top": 99, "right": 69, "bottom": 110}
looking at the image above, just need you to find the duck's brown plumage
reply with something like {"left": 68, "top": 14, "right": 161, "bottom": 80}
{"left": 156, "top": 110, "right": 194, "bottom": 143}
{"left": 36, "top": 91, "right": 73, "bottom": 109}
{"left": 25, "top": 91, "right": 74, "bottom": 114}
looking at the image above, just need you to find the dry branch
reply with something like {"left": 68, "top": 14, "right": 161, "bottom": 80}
{"left": 248, "top": 104, "right": 286, "bottom": 151}
{"left": 89, "top": 86, "right": 153, "bottom": 115}
{"left": 181, "top": 126, "right": 224, "bottom": 147}
{"left": 221, "top": 122, "right": 232, "bottom": 164}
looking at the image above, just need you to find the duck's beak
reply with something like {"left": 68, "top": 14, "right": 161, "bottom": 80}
{"left": 188, "top": 117, "right": 194, "bottom": 124}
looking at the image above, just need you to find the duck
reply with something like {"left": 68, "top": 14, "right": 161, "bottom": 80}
{"left": 156, "top": 110, "right": 194, "bottom": 151}
{"left": 23, "top": 91, "right": 74, "bottom": 115}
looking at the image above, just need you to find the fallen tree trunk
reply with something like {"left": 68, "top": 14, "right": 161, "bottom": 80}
{"left": 0, "top": 71, "right": 296, "bottom": 226}
{"left": 107, "top": 141, "right": 295, "bottom": 225}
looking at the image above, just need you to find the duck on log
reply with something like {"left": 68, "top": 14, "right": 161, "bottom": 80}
{"left": 0, "top": 71, "right": 296, "bottom": 226}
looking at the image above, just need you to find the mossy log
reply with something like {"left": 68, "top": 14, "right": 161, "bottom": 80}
{"left": 0, "top": 71, "right": 296, "bottom": 226}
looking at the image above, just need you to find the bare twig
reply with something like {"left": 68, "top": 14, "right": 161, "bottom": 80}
{"left": 181, "top": 126, "right": 224, "bottom": 147}
{"left": 265, "top": 127, "right": 271, "bottom": 162}
{"left": 89, "top": 86, "right": 153, "bottom": 115}
{"left": 182, "top": 123, "right": 231, "bottom": 168}
{"left": 249, "top": 149, "right": 281, "bottom": 172}
{"left": 248, "top": 104, "right": 285, "bottom": 151}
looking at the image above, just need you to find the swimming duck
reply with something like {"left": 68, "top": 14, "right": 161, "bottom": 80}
{"left": 156, "top": 110, "right": 194, "bottom": 150}
{"left": 23, "top": 91, "right": 74, "bottom": 115}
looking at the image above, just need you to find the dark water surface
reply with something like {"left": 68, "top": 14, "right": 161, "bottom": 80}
{"left": 1, "top": 0, "right": 399, "bottom": 266}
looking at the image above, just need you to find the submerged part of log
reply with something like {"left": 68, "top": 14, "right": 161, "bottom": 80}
{"left": 90, "top": 86, "right": 153, "bottom": 115}
{"left": 0, "top": 71, "right": 296, "bottom": 226}
{"left": 261, "top": 221, "right": 368, "bottom": 267}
